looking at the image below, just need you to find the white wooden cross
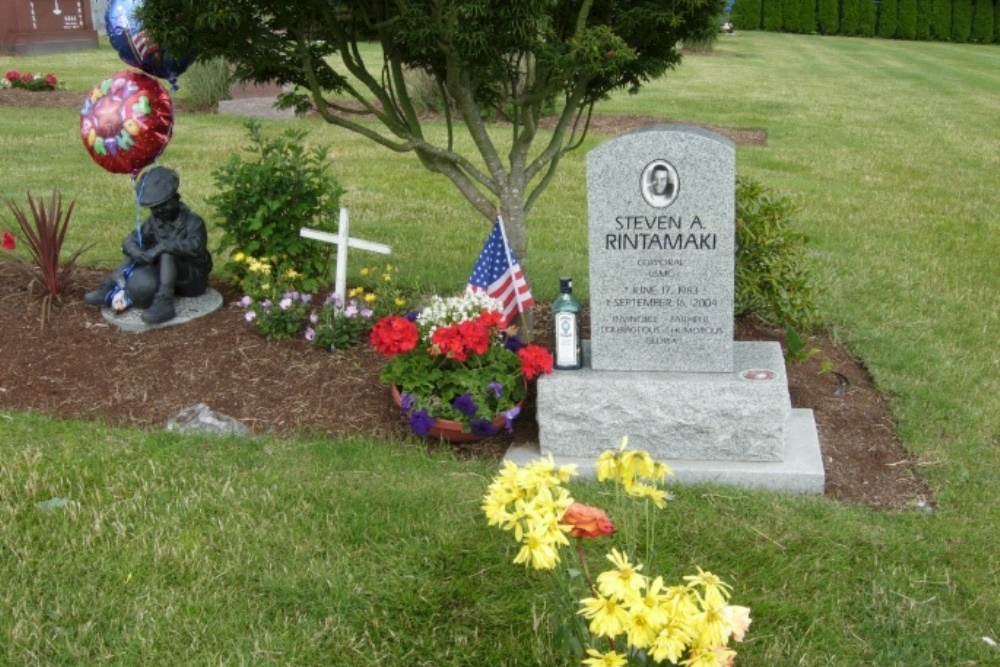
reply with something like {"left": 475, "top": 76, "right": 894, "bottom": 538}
{"left": 299, "top": 208, "right": 392, "bottom": 306}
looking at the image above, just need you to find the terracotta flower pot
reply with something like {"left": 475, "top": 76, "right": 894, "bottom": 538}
{"left": 389, "top": 384, "right": 520, "bottom": 443}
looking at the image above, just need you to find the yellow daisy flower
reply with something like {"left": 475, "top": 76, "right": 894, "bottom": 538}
{"left": 596, "top": 548, "right": 645, "bottom": 600}
{"left": 582, "top": 648, "right": 628, "bottom": 667}
{"left": 578, "top": 593, "right": 629, "bottom": 639}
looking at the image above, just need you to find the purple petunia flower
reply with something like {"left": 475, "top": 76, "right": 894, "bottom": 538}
{"left": 400, "top": 392, "right": 415, "bottom": 412}
{"left": 279, "top": 297, "right": 292, "bottom": 310}
{"left": 304, "top": 327, "right": 315, "bottom": 342}
{"left": 470, "top": 418, "right": 499, "bottom": 437}
{"left": 361, "top": 308, "right": 373, "bottom": 319}
{"left": 344, "top": 303, "right": 358, "bottom": 317}
{"left": 244, "top": 311, "right": 256, "bottom": 322}
{"left": 404, "top": 310, "right": 419, "bottom": 322}
{"left": 409, "top": 409, "right": 435, "bottom": 437}
{"left": 453, "top": 393, "right": 478, "bottom": 417}
{"left": 239, "top": 295, "right": 252, "bottom": 308}
{"left": 503, "top": 405, "right": 521, "bottom": 433}
{"left": 504, "top": 335, "right": 523, "bottom": 352}
{"left": 486, "top": 382, "right": 503, "bottom": 399}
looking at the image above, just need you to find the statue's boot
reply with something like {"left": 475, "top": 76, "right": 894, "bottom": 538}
{"left": 83, "top": 277, "right": 117, "bottom": 306}
{"left": 141, "top": 255, "right": 177, "bottom": 325}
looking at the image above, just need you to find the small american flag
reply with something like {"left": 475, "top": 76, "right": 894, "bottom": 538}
{"left": 468, "top": 217, "right": 535, "bottom": 326}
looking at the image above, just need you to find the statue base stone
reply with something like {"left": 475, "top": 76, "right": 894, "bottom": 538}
{"left": 100, "top": 289, "right": 224, "bottom": 333}
{"left": 521, "top": 341, "right": 824, "bottom": 493}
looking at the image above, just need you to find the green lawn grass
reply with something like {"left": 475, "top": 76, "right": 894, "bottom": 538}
{"left": 1, "top": 33, "right": 998, "bottom": 666}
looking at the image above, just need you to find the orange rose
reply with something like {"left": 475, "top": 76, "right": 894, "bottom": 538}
{"left": 561, "top": 502, "right": 616, "bottom": 539}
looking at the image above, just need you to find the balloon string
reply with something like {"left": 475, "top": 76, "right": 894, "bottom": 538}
{"left": 132, "top": 172, "right": 144, "bottom": 246}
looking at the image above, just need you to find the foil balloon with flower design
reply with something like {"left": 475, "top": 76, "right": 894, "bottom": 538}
{"left": 80, "top": 71, "right": 173, "bottom": 176}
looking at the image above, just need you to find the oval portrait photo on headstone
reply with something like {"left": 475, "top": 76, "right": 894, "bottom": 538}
{"left": 641, "top": 159, "right": 679, "bottom": 208}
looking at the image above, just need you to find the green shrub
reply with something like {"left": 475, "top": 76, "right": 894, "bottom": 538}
{"left": 818, "top": 0, "right": 840, "bottom": 33}
{"left": 734, "top": 175, "right": 821, "bottom": 331}
{"left": 859, "top": 0, "right": 878, "bottom": 35}
{"left": 970, "top": 0, "right": 995, "bottom": 42}
{"left": 763, "top": 0, "right": 785, "bottom": 30}
{"left": 210, "top": 120, "right": 344, "bottom": 293}
{"left": 897, "top": 0, "right": 919, "bottom": 37}
{"left": 798, "top": 0, "right": 818, "bottom": 32}
{"left": 930, "top": 0, "right": 953, "bottom": 39}
{"left": 177, "top": 57, "right": 231, "bottom": 113}
{"left": 841, "top": 0, "right": 862, "bottom": 34}
{"left": 878, "top": 0, "right": 900, "bottom": 36}
{"left": 731, "top": 0, "right": 763, "bottom": 29}
{"left": 951, "top": 0, "right": 973, "bottom": 40}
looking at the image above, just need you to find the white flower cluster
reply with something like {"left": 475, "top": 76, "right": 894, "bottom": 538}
{"left": 417, "top": 290, "right": 504, "bottom": 337}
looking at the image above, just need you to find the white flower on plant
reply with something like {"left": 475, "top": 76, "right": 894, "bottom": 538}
{"left": 279, "top": 297, "right": 292, "bottom": 310}
{"left": 239, "top": 295, "right": 252, "bottom": 307}
{"left": 245, "top": 311, "right": 256, "bottom": 322}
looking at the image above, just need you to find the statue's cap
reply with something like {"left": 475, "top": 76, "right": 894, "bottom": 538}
{"left": 136, "top": 167, "right": 180, "bottom": 207}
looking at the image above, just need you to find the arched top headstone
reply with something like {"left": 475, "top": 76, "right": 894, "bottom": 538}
{"left": 587, "top": 124, "right": 736, "bottom": 372}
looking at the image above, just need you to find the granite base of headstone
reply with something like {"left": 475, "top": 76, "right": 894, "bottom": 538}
{"left": 519, "top": 341, "right": 824, "bottom": 493}
{"left": 100, "top": 288, "right": 223, "bottom": 333}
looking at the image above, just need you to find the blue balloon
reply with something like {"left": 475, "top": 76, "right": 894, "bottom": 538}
{"left": 105, "top": 0, "right": 191, "bottom": 86}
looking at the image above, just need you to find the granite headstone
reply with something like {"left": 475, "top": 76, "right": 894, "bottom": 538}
{"left": 587, "top": 125, "right": 734, "bottom": 372}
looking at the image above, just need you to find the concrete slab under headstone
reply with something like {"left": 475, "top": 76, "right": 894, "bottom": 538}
{"left": 506, "top": 408, "right": 824, "bottom": 494}
{"left": 100, "top": 288, "right": 223, "bottom": 333}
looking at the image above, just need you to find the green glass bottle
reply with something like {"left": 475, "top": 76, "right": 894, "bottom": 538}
{"left": 551, "top": 276, "right": 583, "bottom": 370}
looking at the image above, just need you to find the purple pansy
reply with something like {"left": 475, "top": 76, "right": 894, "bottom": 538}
{"left": 404, "top": 310, "right": 420, "bottom": 322}
{"left": 503, "top": 405, "right": 521, "bottom": 433}
{"left": 486, "top": 382, "right": 503, "bottom": 399}
{"left": 409, "top": 409, "right": 436, "bottom": 437}
{"left": 452, "top": 393, "right": 478, "bottom": 417}
{"left": 470, "top": 418, "right": 499, "bottom": 437}
{"left": 504, "top": 335, "right": 523, "bottom": 352}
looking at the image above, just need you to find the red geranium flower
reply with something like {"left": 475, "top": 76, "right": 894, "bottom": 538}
{"left": 476, "top": 309, "right": 505, "bottom": 329}
{"left": 4, "top": 71, "right": 18, "bottom": 83}
{"left": 430, "top": 323, "right": 469, "bottom": 361}
{"left": 517, "top": 344, "right": 554, "bottom": 380}
{"left": 2, "top": 230, "right": 15, "bottom": 251}
{"left": 20, "top": 73, "right": 31, "bottom": 82}
{"left": 44, "top": 73, "right": 57, "bottom": 87}
{"left": 457, "top": 320, "right": 490, "bottom": 356}
{"left": 370, "top": 315, "right": 419, "bottom": 358}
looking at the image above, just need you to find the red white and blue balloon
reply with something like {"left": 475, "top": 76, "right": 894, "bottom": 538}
{"left": 80, "top": 71, "right": 173, "bottom": 176}
{"left": 105, "top": 0, "right": 191, "bottom": 87}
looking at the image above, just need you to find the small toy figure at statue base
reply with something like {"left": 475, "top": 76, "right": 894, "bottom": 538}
{"left": 84, "top": 166, "right": 213, "bottom": 325}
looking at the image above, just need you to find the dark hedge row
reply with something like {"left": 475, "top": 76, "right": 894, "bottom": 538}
{"left": 731, "top": 0, "right": 998, "bottom": 42}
